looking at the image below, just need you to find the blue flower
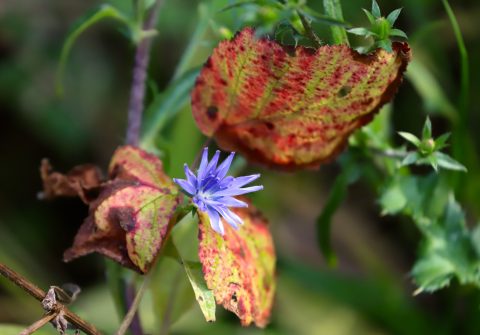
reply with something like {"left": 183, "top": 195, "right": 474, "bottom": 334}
{"left": 173, "top": 148, "right": 263, "bottom": 235}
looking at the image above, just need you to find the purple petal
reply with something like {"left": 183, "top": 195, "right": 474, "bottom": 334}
{"left": 205, "top": 150, "right": 221, "bottom": 176}
{"left": 173, "top": 178, "right": 196, "bottom": 195}
{"left": 213, "top": 185, "right": 264, "bottom": 197}
{"left": 206, "top": 207, "right": 224, "bottom": 235}
{"left": 215, "top": 152, "right": 235, "bottom": 179}
{"left": 230, "top": 174, "right": 260, "bottom": 188}
{"left": 184, "top": 164, "right": 197, "bottom": 188}
{"left": 209, "top": 196, "right": 248, "bottom": 208}
{"left": 197, "top": 147, "right": 209, "bottom": 181}
{"left": 215, "top": 206, "right": 243, "bottom": 229}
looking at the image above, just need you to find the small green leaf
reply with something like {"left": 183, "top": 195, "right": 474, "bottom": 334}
{"left": 390, "top": 28, "right": 408, "bottom": 39}
{"left": 401, "top": 152, "right": 420, "bottom": 166}
{"left": 434, "top": 152, "right": 467, "bottom": 172}
{"left": 422, "top": 117, "right": 432, "bottom": 139}
{"left": 183, "top": 261, "right": 216, "bottom": 322}
{"left": 434, "top": 132, "right": 451, "bottom": 151}
{"left": 371, "top": 0, "right": 381, "bottom": 18}
{"left": 386, "top": 8, "right": 402, "bottom": 26}
{"left": 362, "top": 8, "right": 376, "bottom": 24}
{"left": 412, "top": 255, "right": 454, "bottom": 293}
{"left": 376, "top": 39, "right": 392, "bottom": 52}
{"left": 379, "top": 181, "right": 407, "bottom": 215}
{"left": 427, "top": 154, "right": 439, "bottom": 171}
{"left": 56, "top": 4, "right": 131, "bottom": 95}
{"left": 398, "top": 131, "right": 421, "bottom": 147}
{"left": 347, "top": 27, "right": 374, "bottom": 36}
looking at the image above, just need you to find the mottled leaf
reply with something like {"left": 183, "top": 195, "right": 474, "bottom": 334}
{"left": 39, "top": 159, "right": 103, "bottom": 203}
{"left": 192, "top": 27, "right": 411, "bottom": 170}
{"left": 63, "top": 146, "right": 180, "bottom": 273}
{"left": 198, "top": 199, "right": 275, "bottom": 327}
{"left": 109, "top": 145, "right": 175, "bottom": 190}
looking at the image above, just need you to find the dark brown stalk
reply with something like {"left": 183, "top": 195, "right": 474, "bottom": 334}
{"left": 0, "top": 262, "right": 101, "bottom": 335}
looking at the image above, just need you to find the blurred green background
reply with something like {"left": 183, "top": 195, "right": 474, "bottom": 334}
{"left": 1, "top": 0, "right": 479, "bottom": 334}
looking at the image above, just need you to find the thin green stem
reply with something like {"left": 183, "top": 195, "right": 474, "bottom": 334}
{"left": 115, "top": 273, "right": 153, "bottom": 335}
{"left": 441, "top": 0, "right": 469, "bottom": 123}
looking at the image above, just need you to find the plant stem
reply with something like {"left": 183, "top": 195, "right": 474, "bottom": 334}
{"left": 322, "top": 0, "right": 349, "bottom": 45}
{"left": 297, "top": 10, "right": 322, "bottom": 48}
{"left": 20, "top": 312, "right": 58, "bottom": 335}
{"left": 126, "top": 0, "right": 164, "bottom": 146}
{"left": 0, "top": 263, "right": 101, "bottom": 335}
{"left": 115, "top": 273, "right": 153, "bottom": 335}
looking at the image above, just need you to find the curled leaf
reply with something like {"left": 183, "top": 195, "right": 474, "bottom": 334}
{"left": 192, "top": 27, "right": 411, "bottom": 170}
{"left": 58, "top": 146, "right": 180, "bottom": 273}
{"left": 198, "top": 199, "right": 276, "bottom": 327}
{"left": 39, "top": 159, "right": 103, "bottom": 203}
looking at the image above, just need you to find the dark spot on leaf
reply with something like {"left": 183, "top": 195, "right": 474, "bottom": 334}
{"left": 265, "top": 122, "right": 274, "bottom": 130}
{"left": 337, "top": 85, "right": 352, "bottom": 97}
{"left": 207, "top": 106, "right": 218, "bottom": 120}
{"left": 231, "top": 292, "right": 238, "bottom": 302}
{"left": 109, "top": 207, "right": 136, "bottom": 232}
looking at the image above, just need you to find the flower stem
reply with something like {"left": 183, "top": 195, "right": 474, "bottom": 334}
{"left": 125, "top": 0, "right": 164, "bottom": 146}
{"left": 115, "top": 273, "right": 152, "bottom": 335}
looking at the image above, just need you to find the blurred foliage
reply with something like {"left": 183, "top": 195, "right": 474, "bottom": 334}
{"left": 1, "top": 0, "right": 480, "bottom": 334}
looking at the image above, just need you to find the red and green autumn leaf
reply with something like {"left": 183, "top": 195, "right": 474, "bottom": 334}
{"left": 42, "top": 146, "right": 180, "bottom": 273}
{"left": 198, "top": 199, "right": 276, "bottom": 327}
{"left": 192, "top": 27, "right": 411, "bottom": 170}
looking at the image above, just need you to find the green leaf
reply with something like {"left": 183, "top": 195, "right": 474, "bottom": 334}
{"left": 434, "top": 132, "right": 451, "bottom": 151}
{"left": 140, "top": 68, "right": 200, "bottom": 151}
{"left": 434, "top": 152, "right": 467, "bottom": 172}
{"left": 379, "top": 180, "right": 407, "bottom": 215}
{"left": 412, "top": 196, "right": 480, "bottom": 293}
{"left": 317, "top": 157, "right": 360, "bottom": 266}
{"left": 412, "top": 255, "right": 455, "bottom": 293}
{"left": 398, "top": 131, "right": 421, "bottom": 147}
{"left": 347, "top": 27, "right": 374, "bottom": 36}
{"left": 422, "top": 117, "right": 432, "bottom": 139}
{"left": 183, "top": 261, "right": 216, "bottom": 322}
{"left": 389, "top": 28, "right": 408, "bottom": 39}
{"left": 56, "top": 4, "right": 131, "bottom": 95}
{"left": 405, "top": 59, "right": 457, "bottom": 120}
{"left": 401, "top": 152, "right": 420, "bottom": 167}
{"left": 376, "top": 39, "right": 392, "bottom": 52}
{"left": 371, "top": 0, "right": 381, "bottom": 18}
{"left": 386, "top": 8, "right": 402, "bottom": 26}
{"left": 362, "top": 8, "right": 376, "bottom": 24}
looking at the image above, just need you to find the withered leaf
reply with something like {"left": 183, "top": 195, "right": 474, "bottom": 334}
{"left": 40, "top": 159, "right": 103, "bottom": 204}
{"left": 59, "top": 146, "right": 180, "bottom": 273}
